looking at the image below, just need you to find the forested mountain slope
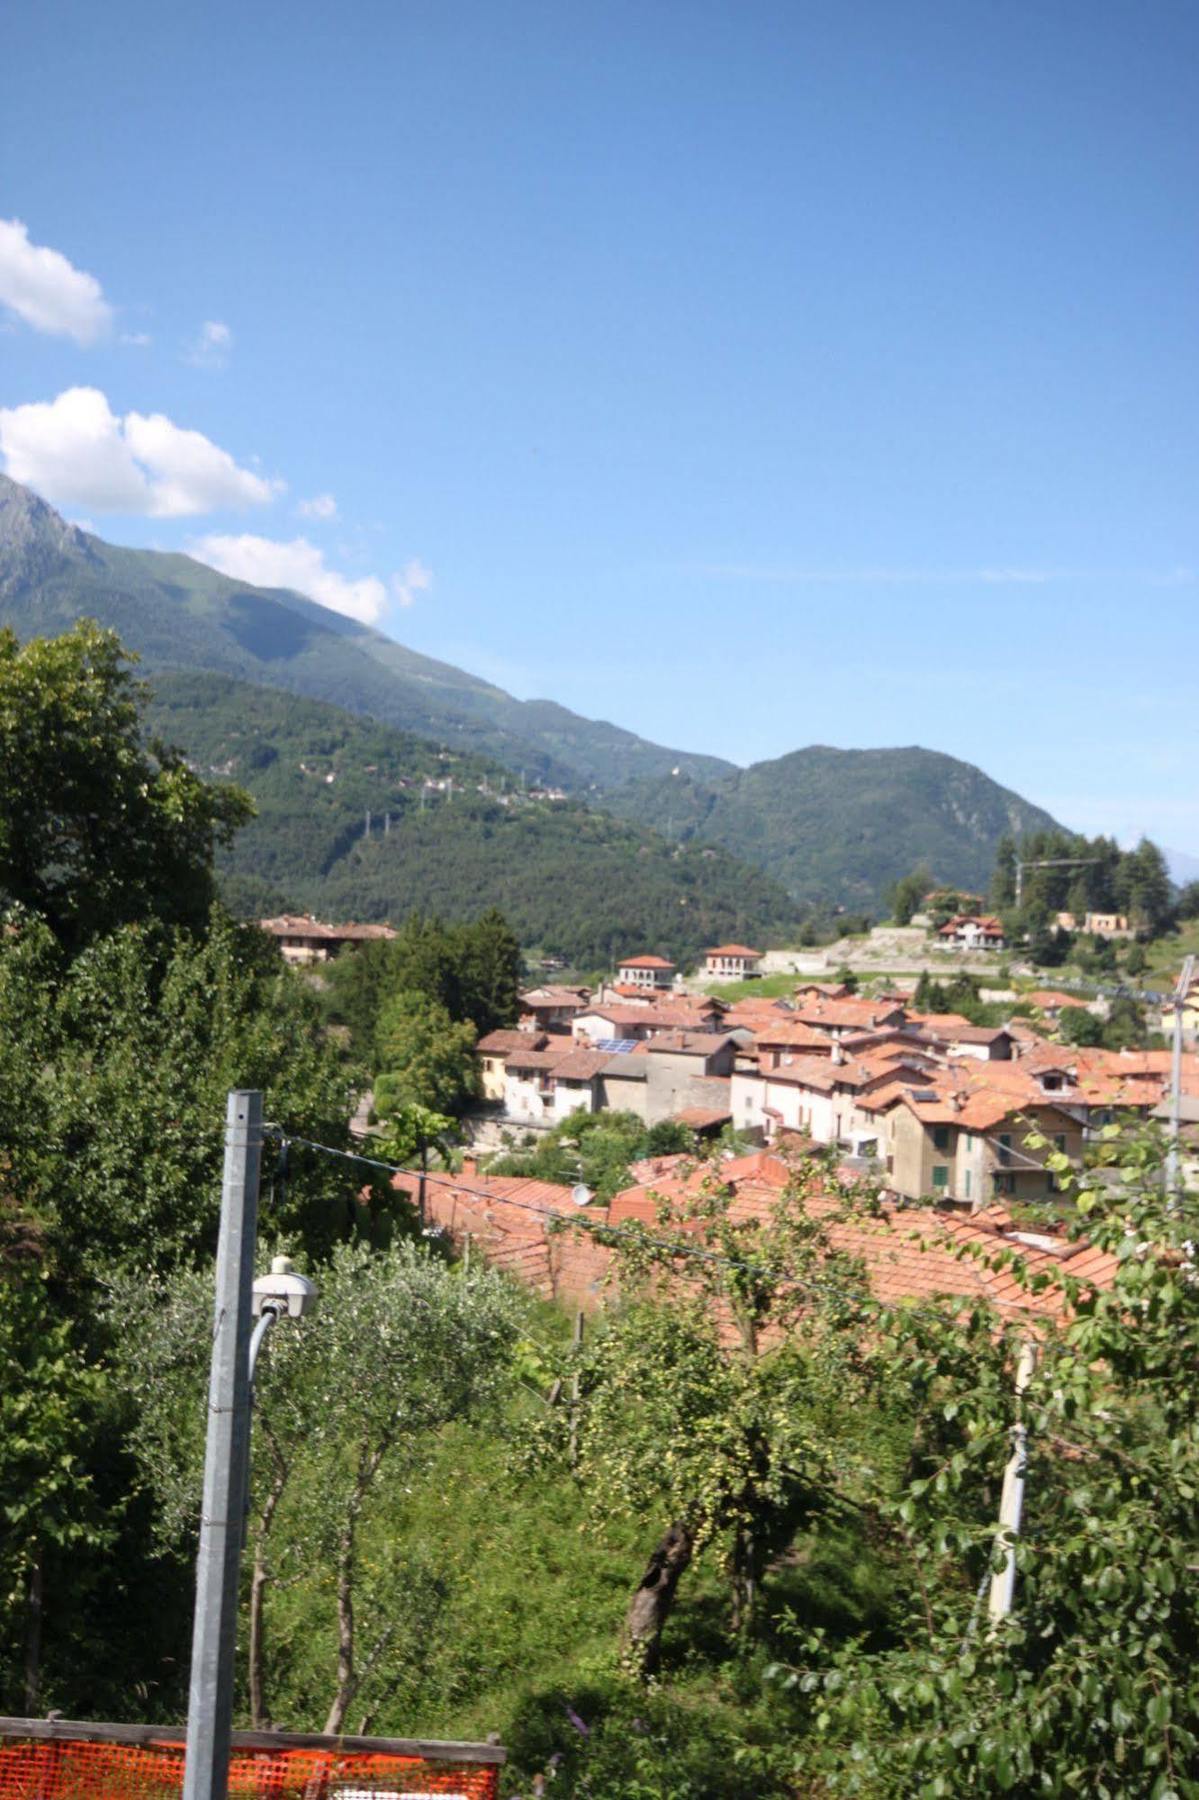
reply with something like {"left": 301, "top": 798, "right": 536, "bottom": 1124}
{"left": 603, "top": 745, "right": 1062, "bottom": 909}
{"left": 0, "top": 474, "right": 731, "bottom": 791}
{"left": 145, "top": 671, "right": 801, "bottom": 966}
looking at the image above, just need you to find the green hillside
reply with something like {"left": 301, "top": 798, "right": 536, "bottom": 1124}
{"left": 145, "top": 671, "right": 801, "bottom": 966}
{"left": 0, "top": 474, "right": 731, "bottom": 792}
{"left": 602, "top": 745, "right": 1063, "bottom": 909}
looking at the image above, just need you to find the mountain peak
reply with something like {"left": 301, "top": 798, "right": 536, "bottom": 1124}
{"left": 0, "top": 475, "right": 92, "bottom": 578}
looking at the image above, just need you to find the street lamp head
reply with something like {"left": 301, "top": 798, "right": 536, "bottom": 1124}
{"left": 251, "top": 1254, "right": 318, "bottom": 1320}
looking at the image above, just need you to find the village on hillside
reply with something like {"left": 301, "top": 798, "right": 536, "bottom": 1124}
{"left": 257, "top": 900, "right": 1199, "bottom": 1334}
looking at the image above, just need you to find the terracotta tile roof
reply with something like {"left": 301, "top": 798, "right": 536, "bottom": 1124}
{"left": 647, "top": 1030, "right": 735, "bottom": 1056}
{"left": 618, "top": 954, "right": 676, "bottom": 969}
{"left": 755, "top": 1021, "right": 838, "bottom": 1052}
{"left": 793, "top": 998, "right": 906, "bottom": 1031}
{"left": 551, "top": 1049, "right": 614, "bottom": 1081}
{"left": 505, "top": 1047, "right": 568, "bottom": 1074}
{"left": 520, "top": 986, "right": 591, "bottom": 1007}
{"left": 477, "top": 1028, "right": 549, "bottom": 1055}
{"left": 907, "top": 1013, "right": 1013, "bottom": 1045}
{"left": 704, "top": 943, "right": 762, "bottom": 958}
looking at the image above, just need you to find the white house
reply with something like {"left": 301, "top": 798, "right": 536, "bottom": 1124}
{"left": 617, "top": 953, "right": 676, "bottom": 991}
{"left": 703, "top": 943, "right": 762, "bottom": 981}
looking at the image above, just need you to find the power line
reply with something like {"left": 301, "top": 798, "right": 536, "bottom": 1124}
{"left": 263, "top": 1127, "right": 1089, "bottom": 1336}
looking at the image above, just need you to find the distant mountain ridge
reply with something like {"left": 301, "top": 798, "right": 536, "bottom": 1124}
{"left": 0, "top": 474, "right": 731, "bottom": 792}
{"left": 142, "top": 670, "right": 801, "bottom": 966}
{"left": 601, "top": 745, "right": 1063, "bottom": 908}
{"left": 0, "top": 474, "right": 1066, "bottom": 909}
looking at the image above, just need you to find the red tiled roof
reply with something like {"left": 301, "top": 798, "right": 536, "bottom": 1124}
{"left": 477, "top": 1028, "right": 548, "bottom": 1055}
{"left": 793, "top": 998, "right": 906, "bottom": 1031}
{"left": 618, "top": 954, "right": 676, "bottom": 969}
{"left": 647, "top": 1030, "right": 735, "bottom": 1055}
{"left": 550, "top": 1050, "right": 613, "bottom": 1081}
{"left": 705, "top": 944, "right": 762, "bottom": 958}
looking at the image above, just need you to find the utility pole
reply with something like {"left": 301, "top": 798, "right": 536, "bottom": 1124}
{"left": 1166, "top": 954, "right": 1195, "bottom": 1195}
{"left": 568, "top": 1310, "right": 585, "bottom": 1469}
{"left": 988, "top": 1340, "right": 1038, "bottom": 1625}
{"left": 183, "top": 1092, "right": 264, "bottom": 1800}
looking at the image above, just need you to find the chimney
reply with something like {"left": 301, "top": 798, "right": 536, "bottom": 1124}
{"left": 461, "top": 1156, "right": 477, "bottom": 1179}
{"left": 831, "top": 1039, "right": 845, "bottom": 1066}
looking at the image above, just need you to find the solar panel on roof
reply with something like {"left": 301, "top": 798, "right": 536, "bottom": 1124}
{"left": 597, "top": 1037, "right": 638, "bottom": 1053}
{"left": 912, "top": 1089, "right": 939, "bottom": 1102}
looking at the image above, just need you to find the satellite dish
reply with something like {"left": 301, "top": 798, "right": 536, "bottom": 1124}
{"left": 571, "top": 1184, "right": 594, "bottom": 1207}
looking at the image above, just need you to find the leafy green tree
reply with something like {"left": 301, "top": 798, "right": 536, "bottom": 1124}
{"left": 0, "top": 910, "right": 360, "bottom": 1284}
{"left": 1058, "top": 1004, "right": 1103, "bottom": 1048}
{"left": 0, "top": 623, "right": 251, "bottom": 952}
{"left": 791, "top": 1128, "right": 1199, "bottom": 1797}
{"left": 579, "top": 1164, "right": 876, "bottom": 1670}
{"left": 490, "top": 1109, "right": 669, "bottom": 1201}
{"left": 1115, "top": 838, "right": 1173, "bottom": 936}
{"left": 834, "top": 963, "right": 859, "bottom": 994}
{"left": 1101, "top": 995, "right": 1147, "bottom": 1050}
{"left": 887, "top": 867, "right": 932, "bottom": 926}
{"left": 0, "top": 1274, "right": 110, "bottom": 1711}
{"left": 1123, "top": 940, "right": 1148, "bottom": 976}
{"left": 374, "top": 989, "right": 479, "bottom": 1118}
{"left": 455, "top": 907, "right": 523, "bottom": 1037}
{"left": 1178, "top": 881, "right": 1199, "bottom": 922}
{"left": 991, "top": 835, "right": 1017, "bottom": 908}
{"left": 114, "top": 1241, "right": 521, "bottom": 1735}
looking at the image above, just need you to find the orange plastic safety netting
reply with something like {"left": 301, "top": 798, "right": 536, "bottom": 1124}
{"left": 0, "top": 1727, "right": 502, "bottom": 1800}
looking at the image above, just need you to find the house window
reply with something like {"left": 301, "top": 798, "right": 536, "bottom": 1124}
{"left": 964, "top": 1169, "right": 972, "bottom": 1199}
{"left": 933, "top": 1126, "right": 951, "bottom": 1151}
{"left": 932, "top": 1165, "right": 949, "bottom": 1190}
{"left": 998, "top": 1133, "right": 1012, "bottom": 1167}
{"left": 993, "top": 1172, "right": 1016, "bottom": 1197}
{"left": 965, "top": 1133, "right": 975, "bottom": 1150}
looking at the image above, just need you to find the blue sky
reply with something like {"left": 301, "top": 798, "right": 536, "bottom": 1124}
{"left": 2, "top": 0, "right": 1196, "bottom": 854}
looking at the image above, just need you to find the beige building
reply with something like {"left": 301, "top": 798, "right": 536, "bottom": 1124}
{"left": 703, "top": 943, "right": 762, "bottom": 980}
{"left": 258, "top": 914, "right": 397, "bottom": 965}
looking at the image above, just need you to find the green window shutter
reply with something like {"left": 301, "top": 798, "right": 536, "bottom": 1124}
{"left": 932, "top": 1165, "right": 949, "bottom": 1189}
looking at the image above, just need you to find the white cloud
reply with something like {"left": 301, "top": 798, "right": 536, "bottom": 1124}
{"left": 189, "top": 533, "right": 388, "bottom": 624}
{"left": 0, "top": 386, "right": 283, "bottom": 516}
{"left": 297, "top": 492, "right": 338, "bottom": 520}
{"left": 0, "top": 218, "right": 112, "bottom": 344}
{"left": 393, "top": 557, "right": 432, "bottom": 608}
{"left": 186, "top": 319, "right": 232, "bottom": 369}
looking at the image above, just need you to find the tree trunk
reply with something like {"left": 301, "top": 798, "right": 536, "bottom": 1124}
{"left": 322, "top": 1526, "right": 356, "bottom": 1736}
{"left": 23, "top": 1549, "right": 43, "bottom": 1714}
{"left": 624, "top": 1521, "right": 693, "bottom": 1675}
{"left": 729, "top": 1523, "right": 758, "bottom": 1637}
{"left": 249, "top": 1427, "right": 290, "bottom": 1727}
{"left": 248, "top": 1544, "right": 269, "bottom": 1730}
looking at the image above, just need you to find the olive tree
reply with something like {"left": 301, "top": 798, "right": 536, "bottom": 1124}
{"left": 114, "top": 1239, "right": 522, "bottom": 1732}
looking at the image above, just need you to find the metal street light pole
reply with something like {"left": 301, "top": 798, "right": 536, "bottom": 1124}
{"left": 1166, "top": 955, "right": 1195, "bottom": 1196}
{"left": 183, "top": 1092, "right": 263, "bottom": 1800}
